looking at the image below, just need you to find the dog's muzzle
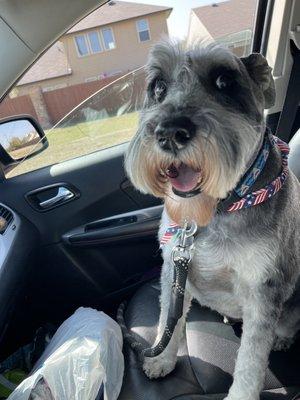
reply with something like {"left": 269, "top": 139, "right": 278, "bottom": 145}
{"left": 155, "top": 117, "right": 201, "bottom": 198}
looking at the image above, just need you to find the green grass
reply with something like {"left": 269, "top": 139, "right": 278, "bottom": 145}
{"left": 7, "top": 112, "right": 139, "bottom": 178}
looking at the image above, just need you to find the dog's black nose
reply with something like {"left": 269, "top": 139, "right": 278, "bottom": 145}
{"left": 155, "top": 117, "right": 195, "bottom": 152}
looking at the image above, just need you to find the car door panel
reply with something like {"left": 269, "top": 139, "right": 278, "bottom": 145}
{"left": 1, "top": 143, "right": 159, "bottom": 234}
{"left": 0, "top": 142, "right": 162, "bottom": 338}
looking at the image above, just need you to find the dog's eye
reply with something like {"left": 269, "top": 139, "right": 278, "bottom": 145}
{"left": 154, "top": 80, "right": 167, "bottom": 102}
{"left": 215, "top": 74, "right": 233, "bottom": 90}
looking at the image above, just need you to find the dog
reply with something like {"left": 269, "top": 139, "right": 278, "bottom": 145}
{"left": 125, "top": 41, "right": 300, "bottom": 400}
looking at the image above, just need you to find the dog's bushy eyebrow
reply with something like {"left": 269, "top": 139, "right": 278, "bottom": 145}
{"left": 146, "top": 65, "right": 165, "bottom": 85}
{"left": 146, "top": 40, "right": 185, "bottom": 83}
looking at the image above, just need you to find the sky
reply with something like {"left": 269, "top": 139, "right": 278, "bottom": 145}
{"left": 120, "top": 0, "right": 225, "bottom": 39}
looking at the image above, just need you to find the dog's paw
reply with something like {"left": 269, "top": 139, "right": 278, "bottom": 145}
{"left": 142, "top": 354, "right": 177, "bottom": 379}
{"left": 273, "top": 336, "right": 294, "bottom": 351}
{"left": 223, "top": 389, "right": 259, "bottom": 400}
{"left": 223, "top": 395, "right": 258, "bottom": 400}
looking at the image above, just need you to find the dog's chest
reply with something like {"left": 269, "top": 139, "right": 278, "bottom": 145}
{"left": 189, "top": 231, "right": 237, "bottom": 291}
{"left": 190, "top": 227, "right": 272, "bottom": 283}
{"left": 186, "top": 232, "right": 247, "bottom": 317}
{"left": 161, "top": 220, "right": 276, "bottom": 318}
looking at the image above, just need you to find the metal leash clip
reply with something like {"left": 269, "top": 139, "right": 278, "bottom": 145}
{"left": 171, "top": 220, "right": 198, "bottom": 265}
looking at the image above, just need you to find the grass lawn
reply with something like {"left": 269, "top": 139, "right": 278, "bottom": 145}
{"left": 7, "top": 112, "right": 139, "bottom": 178}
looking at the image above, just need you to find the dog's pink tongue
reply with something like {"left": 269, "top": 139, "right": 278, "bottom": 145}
{"left": 166, "top": 164, "right": 200, "bottom": 192}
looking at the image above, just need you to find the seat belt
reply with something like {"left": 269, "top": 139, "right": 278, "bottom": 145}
{"left": 276, "top": 43, "right": 300, "bottom": 142}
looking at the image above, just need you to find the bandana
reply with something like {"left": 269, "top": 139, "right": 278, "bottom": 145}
{"left": 227, "top": 135, "right": 289, "bottom": 212}
{"left": 160, "top": 222, "right": 181, "bottom": 246}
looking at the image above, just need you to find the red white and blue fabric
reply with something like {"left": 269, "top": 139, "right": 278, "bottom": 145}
{"left": 234, "top": 134, "right": 270, "bottom": 197}
{"left": 227, "top": 135, "right": 289, "bottom": 212}
{"left": 160, "top": 134, "right": 289, "bottom": 245}
{"left": 160, "top": 222, "right": 181, "bottom": 246}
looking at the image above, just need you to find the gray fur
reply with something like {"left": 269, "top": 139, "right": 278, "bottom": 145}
{"left": 125, "top": 41, "right": 300, "bottom": 400}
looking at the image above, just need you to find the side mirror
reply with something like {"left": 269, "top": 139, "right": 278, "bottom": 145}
{"left": 0, "top": 115, "right": 48, "bottom": 166}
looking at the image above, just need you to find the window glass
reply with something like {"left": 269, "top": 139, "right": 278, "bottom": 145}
{"left": 75, "top": 35, "right": 89, "bottom": 56}
{"left": 139, "top": 30, "right": 150, "bottom": 42}
{"left": 6, "top": 70, "right": 145, "bottom": 178}
{"left": 137, "top": 19, "right": 150, "bottom": 42}
{"left": 88, "top": 31, "right": 103, "bottom": 53}
{"left": 137, "top": 19, "right": 148, "bottom": 32}
{"left": 0, "top": 0, "right": 259, "bottom": 178}
{"left": 102, "top": 28, "right": 115, "bottom": 50}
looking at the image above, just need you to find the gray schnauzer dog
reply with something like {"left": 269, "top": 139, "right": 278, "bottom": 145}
{"left": 125, "top": 41, "right": 300, "bottom": 400}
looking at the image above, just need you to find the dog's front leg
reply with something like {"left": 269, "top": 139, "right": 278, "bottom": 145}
{"left": 225, "top": 284, "right": 282, "bottom": 400}
{"left": 143, "top": 260, "right": 192, "bottom": 379}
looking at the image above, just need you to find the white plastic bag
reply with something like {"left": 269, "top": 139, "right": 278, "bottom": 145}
{"left": 8, "top": 307, "right": 124, "bottom": 400}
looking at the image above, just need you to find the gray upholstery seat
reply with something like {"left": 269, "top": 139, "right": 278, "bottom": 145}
{"left": 118, "top": 130, "right": 300, "bottom": 400}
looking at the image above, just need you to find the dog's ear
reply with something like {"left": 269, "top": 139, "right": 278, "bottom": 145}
{"left": 241, "top": 53, "right": 275, "bottom": 109}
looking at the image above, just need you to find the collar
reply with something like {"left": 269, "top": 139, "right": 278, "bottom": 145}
{"left": 218, "top": 133, "right": 289, "bottom": 213}
{"left": 161, "top": 132, "right": 289, "bottom": 246}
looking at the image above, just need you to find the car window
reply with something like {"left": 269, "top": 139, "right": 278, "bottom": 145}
{"left": 0, "top": 0, "right": 258, "bottom": 179}
{"left": 6, "top": 69, "right": 145, "bottom": 178}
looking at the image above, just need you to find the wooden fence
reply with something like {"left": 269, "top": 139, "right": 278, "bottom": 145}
{"left": 42, "top": 76, "right": 118, "bottom": 124}
{"left": 0, "top": 95, "right": 38, "bottom": 121}
{"left": 0, "top": 72, "right": 145, "bottom": 128}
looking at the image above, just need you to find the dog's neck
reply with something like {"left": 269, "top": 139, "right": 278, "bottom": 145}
{"left": 217, "top": 131, "right": 285, "bottom": 213}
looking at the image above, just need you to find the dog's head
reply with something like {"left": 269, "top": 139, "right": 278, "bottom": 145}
{"left": 126, "top": 41, "right": 275, "bottom": 225}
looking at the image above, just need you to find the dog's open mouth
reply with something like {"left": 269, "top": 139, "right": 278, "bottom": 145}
{"left": 166, "top": 163, "right": 202, "bottom": 198}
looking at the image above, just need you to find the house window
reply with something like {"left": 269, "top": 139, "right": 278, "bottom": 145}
{"left": 102, "top": 28, "right": 116, "bottom": 50}
{"left": 87, "top": 31, "right": 103, "bottom": 53}
{"left": 75, "top": 35, "right": 89, "bottom": 56}
{"left": 136, "top": 19, "right": 150, "bottom": 42}
{"left": 74, "top": 28, "right": 115, "bottom": 56}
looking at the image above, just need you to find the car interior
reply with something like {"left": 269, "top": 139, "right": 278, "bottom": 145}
{"left": 0, "top": 0, "right": 299, "bottom": 399}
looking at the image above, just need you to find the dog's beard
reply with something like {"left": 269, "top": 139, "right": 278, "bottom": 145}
{"left": 126, "top": 119, "right": 261, "bottom": 226}
{"left": 165, "top": 191, "right": 217, "bottom": 226}
{"left": 126, "top": 133, "right": 230, "bottom": 225}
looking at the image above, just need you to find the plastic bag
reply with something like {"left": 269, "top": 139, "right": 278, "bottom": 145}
{"left": 8, "top": 307, "right": 124, "bottom": 400}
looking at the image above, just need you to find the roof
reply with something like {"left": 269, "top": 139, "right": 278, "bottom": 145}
{"left": 18, "top": 41, "right": 71, "bottom": 86}
{"left": 192, "top": 0, "right": 257, "bottom": 39}
{"left": 68, "top": 1, "right": 172, "bottom": 34}
{"left": 17, "top": 1, "right": 171, "bottom": 86}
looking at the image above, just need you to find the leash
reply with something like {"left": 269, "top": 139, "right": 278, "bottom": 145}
{"left": 117, "top": 220, "right": 197, "bottom": 360}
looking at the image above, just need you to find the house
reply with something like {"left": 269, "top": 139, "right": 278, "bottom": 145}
{"left": 187, "top": 0, "right": 257, "bottom": 56}
{"left": 3, "top": 1, "right": 172, "bottom": 128}
{"left": 16, "top": 1, "right": 172, "bottom": 96}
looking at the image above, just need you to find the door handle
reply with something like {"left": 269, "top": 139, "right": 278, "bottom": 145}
{"left": 25, "top": 183, "right": 80, "bottom": 212}
{"left": 39, "top": 187, "right": 75, "bottom": 209}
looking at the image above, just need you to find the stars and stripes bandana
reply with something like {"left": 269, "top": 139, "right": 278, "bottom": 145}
{"left": 160, "top": 222, "right": 181, "bottom": 246}
{"left": 234, "top": 134, "right": 270, "bottom": 197}
{"left": 160, "top": 134, "right": 289, "bottom": 245}
{"left": 227, "top": 135, "right": 289, "bottom": 212}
